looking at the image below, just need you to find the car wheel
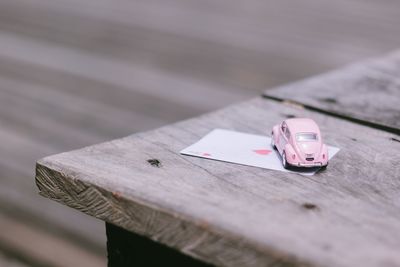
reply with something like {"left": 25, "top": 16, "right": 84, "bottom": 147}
{"left": 271, "top": 133, "right": 276, "bottom": 149}
{"left": 282, "top": 152, "right": 289, "bottom": 169}
{"left": 320, "top": 163, "right": 328, "bottom": 170}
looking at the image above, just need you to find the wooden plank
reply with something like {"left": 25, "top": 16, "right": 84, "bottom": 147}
{"left": 264, "top": 52, "right": 400, "bottom": 134}
{"left": 0, "top": 79, "right": 112, "bottom": 256}
{"left": 2, "top": 0, "right": 400, "bottom": 89}
{"left": 0, "top": 158, "right": 107, "bottom": 260}
{"left": 0, "top": 213, "right": 106, "bottom": 267}
{"left": 0, "top": 56, "right": 200, "bottom": 124}
{"left": 0, "top": 252, "right": 30, "bottom": 267}
{"left": 36, "top": 97, "right": 400, "bottom": 267}
{"left": 0, "top": 185, "right": 106, "bottom": 257}
{"left": 0, "top": 31, "right": 251, "bottom": 112}
{"left": 0, "top": 74, "right": 166, "bottom": 147}
{"left": 0, "top": 164, "right": 107, "bottom": 256}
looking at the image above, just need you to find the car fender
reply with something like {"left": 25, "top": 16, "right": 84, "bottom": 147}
{"left": 284, "top": 143, "right": 297, "bottom": 164}
{"left": 272, "top": 125, "right": 279, "bottom": 138}
{"left": 321, "top": 144, "right": 329, "bottom": 163}
{"left": 271, "top": 125, "right": 280, "bottom": 146}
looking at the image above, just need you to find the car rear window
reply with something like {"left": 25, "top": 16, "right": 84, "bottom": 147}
{"left": 296, "top": 133, "right": 318, "bottom": 141}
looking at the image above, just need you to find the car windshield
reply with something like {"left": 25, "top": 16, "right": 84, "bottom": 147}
{"left": 296, "top": 133, "right": 318, "bottom": 142}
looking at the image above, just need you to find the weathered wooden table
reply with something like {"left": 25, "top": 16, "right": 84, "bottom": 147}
{"left": 36, "top": 52, "right": 400, "bottom": 267}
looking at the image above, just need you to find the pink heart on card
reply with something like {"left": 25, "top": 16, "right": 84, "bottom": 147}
{"left": 253, "top": 149, "right": 272, "bottom": 155}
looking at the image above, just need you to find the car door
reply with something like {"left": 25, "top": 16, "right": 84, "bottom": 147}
{"left": 284, "top": 127, "right": 291, "bottom": 152}
{"left": 278, "top": 122, "right": 288, "bottom": 153}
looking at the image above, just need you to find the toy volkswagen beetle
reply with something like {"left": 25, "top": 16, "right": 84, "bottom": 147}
{"left": 271, "top": 118, "right": 328, "bottom": 169}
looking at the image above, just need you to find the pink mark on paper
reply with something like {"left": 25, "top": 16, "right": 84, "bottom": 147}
{"left": 253, "top": 149, "right": 272, "bottom": 155}
{"left": 202, "top": 153, "right": 212, "bottom": 157}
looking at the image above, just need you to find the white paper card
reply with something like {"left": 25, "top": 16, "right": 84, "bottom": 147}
{"left": 180, "top": 129, "right": 340, "bottom": 176}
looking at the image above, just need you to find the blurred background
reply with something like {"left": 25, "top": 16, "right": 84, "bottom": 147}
{"left": 0, "top": 0, "right": 399, "bottom": 266}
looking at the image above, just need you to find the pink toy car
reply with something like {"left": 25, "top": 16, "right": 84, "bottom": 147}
{"left": 271, "top": 118, "right": 328, "bottom": 169}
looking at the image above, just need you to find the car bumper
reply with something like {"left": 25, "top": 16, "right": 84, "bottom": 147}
{"left": 290, "top": 162, "right": 327, "bottom": 168}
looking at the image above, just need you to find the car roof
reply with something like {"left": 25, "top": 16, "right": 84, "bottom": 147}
{"left": 285, "top": 118, "right": 320, "bottom": 134}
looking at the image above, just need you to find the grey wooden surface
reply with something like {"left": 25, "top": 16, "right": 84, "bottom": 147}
{"left": 4, "top": 0, "right": 400, "bottom": 90}
{"left": 0, "top": 213, "right": 104, "bottom": 267}
{"left": 36, "top": 94, "right": 400, "bottom": 267}
{"left": 264, "top": 52, "right": 400, "bottom": 133}
{"left": 2, "top": 0, "right": 400, "bottom": 265}
{"left": 0, "top": 252, "right": 30, "bottom": 267}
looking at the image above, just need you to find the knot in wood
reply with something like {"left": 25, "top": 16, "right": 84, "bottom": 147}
{"left": 302, "top": 203, "right": 319, "bottom": 210}
{"left": 147, "top": 159, "right": 162, "bottom": 168}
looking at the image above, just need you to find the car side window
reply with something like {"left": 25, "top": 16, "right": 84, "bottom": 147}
{"left": 281, "top": 122, "right": 287, "bottom": 133}
{"left": 285, "top": 128, "right": 291, "bottom": 140}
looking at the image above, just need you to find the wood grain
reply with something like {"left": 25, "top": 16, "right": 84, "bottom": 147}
{"left": 0, "top": 252, "right": 30, "bottom": 267}
{"left": 2, "top": 0, "right": 400, "bottom": 89}
{"left": 36, "top": 97, "right": 400, "bottom": 267}
{"left": 0, "top": 213, "right": 106, "bottom": 267}
{"left": 264, "top": 51, "right": 400, "bottom": 133}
